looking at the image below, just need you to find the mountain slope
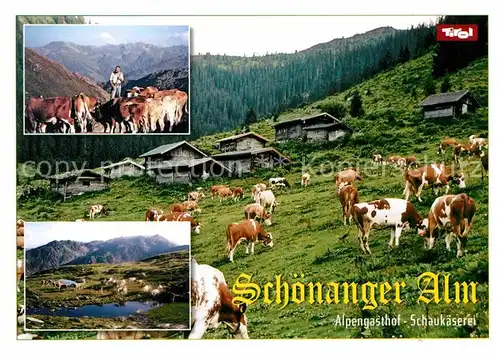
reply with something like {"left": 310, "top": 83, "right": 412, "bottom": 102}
{"left": 24, "top": 48, "right": 109, "bottom": 101}
{"left": 32, "top": 42, "right": 189, "bottom": 82}
{"left": 26, "top": 235, "right": 188, "bottom": 276}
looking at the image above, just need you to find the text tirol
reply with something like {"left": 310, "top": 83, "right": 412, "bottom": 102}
{"left": 231, "top": 272, "right": 478, "bottom": 310}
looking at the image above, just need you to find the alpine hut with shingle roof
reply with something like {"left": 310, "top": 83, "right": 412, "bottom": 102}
{"left": 419, "top": 90, "right": 479, "bottom": 119}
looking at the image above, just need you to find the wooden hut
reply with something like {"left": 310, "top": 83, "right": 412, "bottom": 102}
{"left": 273, "top": 112, "right": 352, "bottom": 142}
{"left": 48, "top": 169, "right": 110, "bottom": 200}
{"left": 419, "top": 90, "right": 479, "bottom": 119}
{"left": 211, "top": 147, "right": 291, "bottom": 174}
{"left": 140, "top": 141, "right": 230, "bottom": 184}
{"left": 214, "top": 132, "right": 270, "bottom": 153}
{"left": 102, "top": 159, "right": 145, "bottom": 179}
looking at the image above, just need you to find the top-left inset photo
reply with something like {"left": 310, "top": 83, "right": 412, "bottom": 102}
{"left": 23, "top": 20, "right": 190, "bottom": 135}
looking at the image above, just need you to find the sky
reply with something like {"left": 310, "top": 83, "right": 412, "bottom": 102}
{"left": 24, "top": 24, "right": 189, "bottom": 48}
{"left": 84, "top": 15, "right": 438, "bottom": 56}
{"left": 25, "top": 222, "right": 191, "bottom": 249}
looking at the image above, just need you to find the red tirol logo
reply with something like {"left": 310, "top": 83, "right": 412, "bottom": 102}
{"left": 437, "top": 24, "right": 478, "bottom": 41}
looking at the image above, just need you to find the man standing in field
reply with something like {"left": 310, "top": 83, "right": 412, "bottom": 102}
{"left": 110, "top": 65, "right": 125, "bottom": 99}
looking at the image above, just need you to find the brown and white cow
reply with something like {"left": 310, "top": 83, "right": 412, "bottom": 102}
{"left": 127, "top": 86, "right": 159, "bottom": 99}
{"left": 145, "top": 208, "right": 164, "bottom": 221}
{"left": 211, "top": 185, "right": 229, "bottom": 199}
{"left": 372, "top": 154, "right": 383, "bottom": 165}
{"left": 154, "top": 89, "right": 188, "bottom": 131}
{"left": 251, "top": 183, "right": 267, "bottom": 202}
{"left": 17, "top": 219, "right": 24, "bottom": 249}
{"left": 188, "top": 191, "right": 206, "bottom": 202}
{"left": 17, "top": 259, "right": 24, "bottom": 293}
{"left": 405, "top": 156, "right": 418, "bottom": 169}
{"left": 244, "top": 203, "right": 272, "bottom": 226}
{"left": 469, "top": 134, "right": 488, "bottom": 149}
{"left": 88, "top": 204, "right": 107, "bottom": 219}
{"left": 403, "top": 163, "right": 466, "bottom": 202}
{"left": 387, "top": 155, "right": 402, "bottom": 166}
{"left": 301, "top": 172, "right": 311, "bottom": 187}
{"left": 231, "top": 187, "right": 244, "bottom": 201}
{"left": 335, "top": 168, "right": 361, "bottom": 187}
{"left": 337, "top": 182, "right": 359, "bottom": 226}
{"left": 159, "top": 212, "right": 201, "bottom": 234}
{"left": 71, "top": 93, "right": 92, "bottom": 133}
{"left": 419, "top": 194, "right": 476, "bottom": 258}
{"left": 351, "top": 198, "right": 425, "bottom": 254}
{"left": 25, "top": 97, "right": 75, "bottom": 133}
{"left": 189, "top": 259, "right": 248, "bottom": 339}
{"left": 226, "top": 219, "right": 273, "bottom": 262}
{"left": 438, "top": 138, "right": 458, "bottom": 156}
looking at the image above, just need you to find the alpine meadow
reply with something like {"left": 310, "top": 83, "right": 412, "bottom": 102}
{"left": 16, "top": 15, "right": 488, "bottom": 340}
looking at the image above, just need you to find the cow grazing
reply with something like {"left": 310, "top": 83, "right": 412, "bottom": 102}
{"left": 217, "top": 187, "right": 233, "bottom": 202}
{"left": 419, "top": 194, "right": 476, "bottom": 258}
{"left": 145, "top": 208, "right": 163, "bottom": 221}
{"left": 159, "top": 212, "right": 201, "bottom": 234}
{"left": 189, "top": 259, "right": 249, "bottom": 339}
{"left": 469, "top": 134, "right": 488, "bottom": 149}
{"left": 352, "top": 198, "right": 425, "bottom": 254}
{"left": 188, "top": 191, "right": 205, "bottom": 202}
{"left": 251, "top": 183, "right": 267, "bottom": 202}
{"left": 88, "top": 204, "right": 107, "bottom": 219}
{"left": 335, "top": 168, "right": 362, "bottom": 187}
{"left": 403, "top": 163, "right": 466, "bottom": 202}
{"left": 226, "top": 219, "right": 273, "bottom": 262}
{"left": 244, "top": 203, "right": 272, "bottom": 226}
{"left": 256, "top": 190, "right": 277, "bottom": 214}
{"left": 25, "top": 97, "right": 75, "bottom": 133}
{"left": 372, "top": 154, "right": 383, "bottom": 165}
{"left": 337, "top": 182, "right": 359, "bottom": 226}
{"left": 387, "top": 155, "right": 402, "bottom": 166}
{"left": 170, "top": 201, "right": 201, "bottom": 213}
{"left": 269, "top": 177, "right": 290, "bottom": 190}
{"left": 231, "top": 187, "right": 244, "bottom": 201}
{"left": 211, "top": 185, "right": 229, "bottom": 199}
{"left": 301, "top": 172, "right": 311, "bottom": 187}
{"left": 438, "top": 138, "right": 458, "bottom": 155}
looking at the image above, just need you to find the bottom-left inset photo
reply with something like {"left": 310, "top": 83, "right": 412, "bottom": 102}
{"left": 23, "top": 221, "right": 191, "bottom": 331}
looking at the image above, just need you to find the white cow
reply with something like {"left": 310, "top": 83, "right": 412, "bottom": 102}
{"left": 256, "top": 190, "right": 278, "bottom": 214}
{"left": 189, "top": 259, "right": 249, "bottom": 339}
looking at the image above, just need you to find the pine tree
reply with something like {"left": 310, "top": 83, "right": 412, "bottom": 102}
{"left": 349, "top": 91, "right": 364, "bottom": 118}
{"left": 423, "top": 75, "right": 436, "bottom": 96}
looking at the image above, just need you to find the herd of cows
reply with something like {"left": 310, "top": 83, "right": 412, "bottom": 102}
{"left": 25, "top": 86, "right": 189, "bottom": 134}
{"left": 16, "top": 132, "right": 488, "bottom": 339}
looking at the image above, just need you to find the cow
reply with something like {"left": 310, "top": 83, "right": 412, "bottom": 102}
{"left": 481, "top": 151, "right": 488, "bottom": 180}
{"left": 335, "top": 168, "right": 362, "bottom": 187}
{"left": 17, "top": 259, "right": 24, "bottom": 293}
{"left": 127, "top": 86, "right": 159, "bottom": 99}
{"left": 127, "top": 86, "right": 143, "bottom": 98}
{"left": 372, "top": 154, "right": 383, "bottom": 165}
{"left": 211, "top": 185, "right": 229, "bottom": 199}
{"left": 144, "top": 98, "right": 166, "bottom": 133}
{"left": 269, "top": 177, "right": 290, "bottom": 190}
{"left": 419, "top": 194, "right": 476, "bottom": 258}
{"left": 95, "top": 98, "right": 119, "bottom": 133}
{"left": 337, "top": 182, "right": 359, "bottom": 226}
{"left": 145, "top": 208, "right": 164, "bottom": 221}
{"left": 188, "top": 191, "right": 206, "bottom": 202}
{"left": 189, "top": 259, "right": 249, "bottom": 339}
{"left": 119, "top": 100, "right": 148, "bottom": 133}
{"left": 403, "top": 163, "right": 466, "bottom": 202}
{"left": 17, "top": 219, "right": 24, "bottom": 249}
{"left": 387, "top": 155, "right": 402, "bottom": 166}
{"left": 217, "top": 187, "right": 234, "bottom": 203}
{"left": 226, "top": 219, "right": 273, "bottom": 262}
{"left": 25, "top": 96, "right": 75, "bottom": 133}
{"left": 83, "top": 95, "right": 100, "bottom": 117}
{"left": 301, "top": 173, "right": 311, "bottom": 187}
{"left": 351, "top": 198, "right": 425, "bottom": 254}
{"left": 170, "top": 201, "right": 201, "bottom": 213}
{"left": 438, "top": 138, "right": 458, "bottom": 156}
{"left": 256, "top": 190, "right": 277, "bottom": 214}
{"left": 469, "top": 135, "right": 488, "bottom": 149}
{"left": 454, "top": 143, "right": 482, "bottom": 162}
{"left": 231, "top": 187, "right": 244, "bottom": 201}
{"left": 154, "top": 89, "right": 189, "bottom": 131}
{"left": 244, "top": 203, "right": 272, "bottom": 226}
{"left": 159, "top": 212, "right": 201, "bottom": 234}
{"left": 88, "top": 204, "right": 107, "bottom": 219}
{"left": 405, "top": 156, "right": 418, "bottom": 169}
{"left": 71, "top": 93, "right": 92, "bottom": 133}
{"left": 251, "top": 183, "right": 267, "bottom": 202}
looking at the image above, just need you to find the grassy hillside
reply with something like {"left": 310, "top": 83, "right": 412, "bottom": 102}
{"left": 17, "top": 53, "right": 488, "bottom": 339}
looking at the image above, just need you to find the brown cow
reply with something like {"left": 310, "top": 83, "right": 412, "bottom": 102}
{"left": 188, "top": 191, "right": 206, "bottom": 202}
{"left": 438, "top": 138, "right": 458, "bottom": 156}
{"left": 419, "top": 194, "right": 476, "bottom": 258}
{"left": 145, "top": 208, "right": 164, "bottom": 221}
{"left": 71, "top": 93, "right": 92, "bottom": 133}
{"left": 154, "top": 89, "right": 188, "bottom": 132}
{"left": 387, "top": 155, "right": 402, "bottom": 166}
{"left": 159, "top": 212, "right": 201, "bottom": 234}
{"left": 25, "top": 97, "right": 75, "bottom": 133}
{"left": 231, "top": 187, "right": 244, "bottom": 201}
{"left": 17, "top": 219, "right": 25, "bottom": 249}
{"left": 337, "top": 182, "right": 359, "bottom": 226}
{"left": 335, "top": 168, "right": 361, "bottom": 187}
{"left": 17, "top": 259, "right": 24, "bottom": 293}
{"left": 405, "top": 156, "right": 418, "bottom": 169}
{"left": 217, "top": 187, "right": 233, "bottom": 203}
{"left": 226, "top": 219, "right": 273, "bottom": 262}
{"left": 88, "top": 204, "right": 107, "bottom": 219}
{"left": 211, "top": 185, "right": 229, "bottom": 198}
{"left": 170, "top": 201, "right": 201, "bottom": 213}
{"left": 144, "top": 98, "right": 166, "bottom": 132}
{"left": 139, "top": 86, "right": 159, "bottom": 98}
{"left": 244, "top": 203, "right": 272, "bottom": 226}
{"left": 403, "top": 163, "right": 466, "bottom": 202}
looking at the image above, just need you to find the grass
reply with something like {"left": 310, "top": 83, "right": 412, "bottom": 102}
{"left": 17, "top": 53, "right": 489, "bottom": 339}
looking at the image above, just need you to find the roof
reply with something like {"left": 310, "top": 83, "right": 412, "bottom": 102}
{"left": 48, "top": 169, "right": 110, "bottom": 181}
{"left": 139, "top": 141, "right": 207, "bottom": 158}
{"left": 302, "top": 122, "right": 352, "bottom": 131}
{"left": 102, "top": 158, "right": 145, "bottom": 170}
{"left": 419, "top": 90, "right": 472, "bottom": 107}
{"left": 211, "top": 147, "right": 291, "bottom": 162}
{"left": 273, "top": 112, "right": 342, "bottom": 127}
{"left": 215, "top": 132, "right": 270, "bottom": 144}
{"left": 146, "top": 157, "right": 230, "bottom": 172}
